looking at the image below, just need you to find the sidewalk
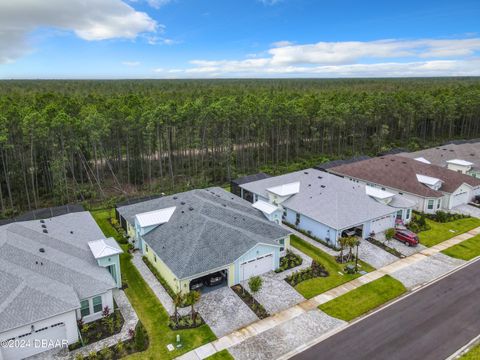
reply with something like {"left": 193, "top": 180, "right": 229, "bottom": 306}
{"left": 176, "top": 226, "right": 480, "bottom": 360}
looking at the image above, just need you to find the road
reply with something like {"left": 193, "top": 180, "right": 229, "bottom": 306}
{"left": 292, "top": 258, "right": 480, "bottom": 360}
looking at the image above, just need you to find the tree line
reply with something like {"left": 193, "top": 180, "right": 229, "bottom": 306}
{"left": 0, "top": 77, "right": 479, "bottom": 214}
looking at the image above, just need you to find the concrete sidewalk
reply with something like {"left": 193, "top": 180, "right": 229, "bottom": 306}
{"left": 176, "top": 226, "right": 480, "bottom": 360}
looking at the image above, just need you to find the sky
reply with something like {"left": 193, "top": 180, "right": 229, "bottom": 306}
{"left": 0, "top": 0, "right": 480, "bottom": 79}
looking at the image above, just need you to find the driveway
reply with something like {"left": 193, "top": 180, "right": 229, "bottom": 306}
{"left": 390, "top": 253, "right": 465, "bottom": 289}
{"left": 452, "top": 204, "right": 480, "bottom": 218}
{"left": 242, "top": 271, "right": 305, "bottom": 314}
{"left": 357, "top": 239, "right": 398, "bottom": 269}
{"left": 196, "top": 286, "right": 258, "bottom": 337}
{"left": 387, "top": 239, "right": 426, "bottom": 257}
{"left": 229, "top": 309, "right": 346, "bottom": 360}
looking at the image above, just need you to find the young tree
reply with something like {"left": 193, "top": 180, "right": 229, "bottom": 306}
{"left": 338, "top": 236, "right": 350, "bottom": 263}
{"left": 186, "top": 291, "right": 201, "bottom": 321}
{"left": 173, "top": 292, "right": 184, "bottom": 323}
{"left": 248, "top": 276, "right": 263, "bottom": 296}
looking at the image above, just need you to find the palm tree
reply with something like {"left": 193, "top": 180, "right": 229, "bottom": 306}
{"left": 186, "top": 291, "right": 201, "bottom": 321}
{"left": 338, "top": 236, "right": 350, "bottom": 263}
{"left": 173, "top": 292, "right": 184, "bottom": 323}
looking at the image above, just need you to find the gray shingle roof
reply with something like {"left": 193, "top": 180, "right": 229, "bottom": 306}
{"left": 117, "top": 187, "right": 290, "bottom": 279}
{"left": 0, "top": 212, "right": 116, "bottom": 333}
{"left": 398, "top": 142, "right": 480, "bottom": 169}
{"left": 240, "top": 169, "right": 396, "bottom": 230}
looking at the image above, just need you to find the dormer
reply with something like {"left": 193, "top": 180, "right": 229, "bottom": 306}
{"left": 365, "top": 185, "right": 395, "bottom": 205}
{"left": 135, "top": 206, "right": 176, "bottom": 236}
{"left": 446, "top": 159, "right": 473, "bottom": 174}
{"left": 252, "top": 200, "right": 282, "bottom": 223}
{"left": 416, "top": 174, "right": 443, "bottom": 190}
{"left": 414, "top": 157, "right": 431, "bottom": 164}
{"left": 88, "top": 238, "right": 123, "bottom": 287}
{"left": 266, "top": 182, "right": 300, "bottom": 204}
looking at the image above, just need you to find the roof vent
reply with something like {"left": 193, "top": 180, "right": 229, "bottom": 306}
{"left": 181, "top": 201, "right": 185, "bottom": 205}
{"left": 320, "top": 185, "right": 326, "bottom": 188}
{"left": 318, "top": 176, "right": 322, "bottom": 179}
{"left": 308, "top": 184, "right": 311, "bottom": 187}
{"left": 390, "top": 159, "right": 395, "bottom": 162}
{"left": 43, "top": 229, "right": 48, "bottom": 234}
{"left": 41, "top": 224, "right": 47, "bottom": 229}
{"left": 189, "top": 207, "right": 194, "bottom": 211}
{"left": 70, "top": 231, "right": 73, "bottom": 234}
{"left": 39, "top": 248, "right": 45, "bottom": 253}
{"left": 402, "top": 161, "right": 407, "bottom": 164}
{"left": 40, "top": 220, "right": 45, "bottom": 223}
{"left": 471, "top": 153, "right": 475, "bottom": 156}
{"left": 222, "top": 204, "right": 227, "bottom": 207}
{"left": 304, "top": 171, "right": 309, "bottom": 174}
{"left": 173, "top": 196, "right": 178, "bottom": 200}
{"left": 181, "top": 210, "right": 185, "bottom": 214}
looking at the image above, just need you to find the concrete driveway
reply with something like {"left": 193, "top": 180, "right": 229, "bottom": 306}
{"left": 196, "top": 286, "right": 258, "bottom": 337}
{"left": 452, "top": 204, "right": 480, "bottom": 218}
{"left": 242, "top": 271, "right": 305, "bottom": 314}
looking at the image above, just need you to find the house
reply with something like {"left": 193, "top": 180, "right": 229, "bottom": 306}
{"left": 398, "top": 141, "right": 480, "bottom": 178}
{"left": 328, "top": 155, "right": 480, "bottom": 214}
{"left": 238, "top": 169, "right": 413, "bottom": 248}
{"left": 0, "top": 212, "right": 122, "bottom": 360}
{"left": 116, "top": 187, "right": 290, "bottom": 294}
{"left": 230, "top": 173, "right": 271, "bottom": 202}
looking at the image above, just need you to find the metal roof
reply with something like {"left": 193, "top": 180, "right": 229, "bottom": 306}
{"left": 135, "top": 206, "right": 176, "bottom": 227}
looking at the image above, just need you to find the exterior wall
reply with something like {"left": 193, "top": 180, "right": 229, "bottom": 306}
{"left": 447, "top": 163, "right": 471, "bottom": 174}
{"left": 266, "top": 192, "right": 293, "bottom": 205}
{"left": 233, "top": 243, "right": 281, "bottom": 284}
{"left": 97, "top": 255, "right": 122, "bottom": 288}
{"left": 446, "top": 183, "right": 475, "bottom": 209}
{"left": 142, "top": 239, "right": 181, "bottom": 293}
{"left": 364, "top": 213, "right": 396, "bottom": 236}
{"left": 263, "top": 208, "right": 283, "bottom": 224}
{"left": 0, "top": 310, "right": 79, "bottom": 358}
{"left": 284, "top": 207, "right": 338, "bottom": 247}
{"left": 77, "top": 290, "right": 114, "bottom": 323}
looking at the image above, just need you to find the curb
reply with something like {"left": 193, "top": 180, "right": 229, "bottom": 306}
{"left": 446, "top": 333, "right": 480, "bottom": 360}
{"left": 279, "top": 255, "right": 480, "bottom": 360}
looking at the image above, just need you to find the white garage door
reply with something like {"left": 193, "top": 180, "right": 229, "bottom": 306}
{"left": 1, "top": 323, "right": 67, "bottom": 360}
{"left": 370, "top": 215, "right": 394, "bottom": 234}
{"left": 239, "top": 253, "right": 274, "bottom": 282}
{"left": 451, "top": 192, "right": 469, "bottom": 209}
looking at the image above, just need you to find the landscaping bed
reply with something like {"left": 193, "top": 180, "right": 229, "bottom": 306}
{"left": 442, "top": 234, "right": 480, "bottom": 260}
{"left": 70, "top": 306, "right": 124, "bottom": 350}
{"left": 318, "top": 275, "right": 406, "bottom": 321}
{"left": 169, "top": 314, "right": 205, "bottom": 330}
{"left": 285, "top": 261, "right": 328, "bottom": 286}
{"left": 275, "top": 250, "right": 303, "bottom": 273}
{"left": 366, "top": 237, "right": 404, "bottom": 258}
{"left": 231, "top": 284, "right": 269, "bottom": 319}
{"left": 290, "top": 235, "right": 374, "bottom": 299}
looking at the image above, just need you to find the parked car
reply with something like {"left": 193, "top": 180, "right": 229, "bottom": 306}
{"left": 394, "top": 229, "right": 419, "bottom": 247}
{"left": 190, "top": 278, "right": 204, "bottom": 291}
{"left": 204, "top": 271, "right": 225, "bottom": 287}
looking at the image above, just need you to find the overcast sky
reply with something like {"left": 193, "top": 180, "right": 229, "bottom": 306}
{"left": 0, "top": 0, "right": 479, "bottom": 78}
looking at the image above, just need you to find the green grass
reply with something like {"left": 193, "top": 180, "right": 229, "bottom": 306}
{"left": 318, "top": 275, "right": 406, "bottom": 321}
{"left": 90, "top": 210, "right": 216, "bottom": 360}
{"left": 90, "top": 209, "right": 124, "bottom": 242}
{"left": 442, "top": 234, "right": 480, "bottom": 260}
{"left": 461, "top": 343, "right": 480, "bottom": 359}
{"left": 205, "top": 349, "right": 235, "bottom": 360}
{"left": 290, "top": 235, "right": 375, "bottom": 299}
{"left": 419, "top": 217, "right": 480, "bottom": 247}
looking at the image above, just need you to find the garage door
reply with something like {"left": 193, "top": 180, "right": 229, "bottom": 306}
{"left": 1, "top": 323, "right": 67, "bottom": 360}
{"left": 451, "top": 192, "right": 469, "bottom": 209}
{"left": 239, "top": 253, "right": 274, "bottom": 282}
{"left": 371, "top": 215, "right": 394, "bottom": 234}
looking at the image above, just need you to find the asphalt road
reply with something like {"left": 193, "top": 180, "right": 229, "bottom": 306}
{"left": 292, "top": 258, "right": 480, "bottom": 360}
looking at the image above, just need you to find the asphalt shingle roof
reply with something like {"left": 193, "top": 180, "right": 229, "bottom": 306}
{"left": 329, "top": 155, "right": 480, "bottom": 197}
{"left": 398, "top": 142, "right": 480, "bottom": 169}
{"left": 117, "top": 187, "right": 290, "bottom": 279}
{"left": 240, "top": 169, "right": 396, "bottom": 230}
{"left": 0, "top": 212, "right": 116, "bottom": 333}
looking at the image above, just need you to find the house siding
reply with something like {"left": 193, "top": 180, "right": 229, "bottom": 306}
{"left": 77, "top": 290, "right": 114, "bottom": 323}
{"left": 284, "top": 207, "right": 339, "bottom": 247}
{"left": 97, "top": 255, "right": 122, "bottom": 288}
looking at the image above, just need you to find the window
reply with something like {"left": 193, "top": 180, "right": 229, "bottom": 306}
{"left": 93, "top": 296, "right": 103, "bottom": 313}
{"left": 406, "top": 209, "right": 411, "bottom": 220}
{"left": 427, "top": 199, "right": 434, "bottom": 210}
{"left": 145, "top": 244, "right": 149, "bottom": 253}
{"left": 396, "top": 210, "right": 403, "bottom": 220}
{"left": 80, "top": 300, "right": 90, "bottom": 317}
{"left": 437, "top": 199, "right": 441, "bottom": 209}
{"left": 399, "top": 192, "right": 403, "bottom": 195}
{"left": 295, "top": 213, "right": 301, "bottom": 225}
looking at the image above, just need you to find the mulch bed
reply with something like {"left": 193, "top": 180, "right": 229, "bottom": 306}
{"left": 231, "top": 285, "right": 269, "bottom": 319}
{"left": 366, "top": 237, "right": 405, "bottom": 258}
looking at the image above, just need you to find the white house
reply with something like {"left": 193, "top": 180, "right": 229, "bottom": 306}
{"left": 238, "top": 169, "right": 413, "bottom": 248}
{"left": 329, "top": 155, "right": 480, "bottom": 214}
{"left": 0, "top": 212, "right": 122, "bottom": 360}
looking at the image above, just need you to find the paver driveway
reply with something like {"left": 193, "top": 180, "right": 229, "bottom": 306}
{"left": 452, "top": 204, "right": 480, "bottom": 218}
{"left": 242, "top": 271, "right": 305, "bottom": 314}
{"left": 357, "top": 239, "right": 398, "bottom": 268}
{"left": 196, "top": 286, "right": 258, "bottom": 338}
{"left": 390, "top": 252, "right": 465, "bottom": 289}
{"left": 229, "top": 309, "right": 346, "bottom": 360}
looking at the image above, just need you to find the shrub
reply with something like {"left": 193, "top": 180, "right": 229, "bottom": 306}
{"left": 385, "top": 228, "right": 395, "bottom": 240}
{"left": 248, "top": 276, "right": 263, "bottom": 295}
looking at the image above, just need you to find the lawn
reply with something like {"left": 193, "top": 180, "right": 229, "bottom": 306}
{"left": 91, "top": 210, "right": 217, "bottom": 360}
{"left": 205, "top": 349, "right": 234, "bottom": 360}
{"left": 419, "top": 217, "right": 480, "bottom": 247}
{"left": 318, "top": 275, "right": 406, "bottom": 321}
{"left": 290, "top": 235, "right": 375, "bottom": 299}
{"left": 461, "top": 343, "right": 480, "bottom": 359}
{"left": 442, "top": 234, "right": 480, "bottom": 260}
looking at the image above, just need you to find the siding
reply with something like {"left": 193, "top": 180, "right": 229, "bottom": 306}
{"left": 233, "top": 243, "right": 280, "bottom": 284}
{"left": 285, "top": 207, "right": 338, "bottom": 247}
